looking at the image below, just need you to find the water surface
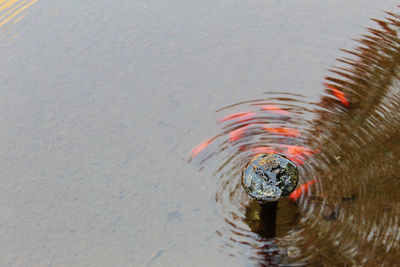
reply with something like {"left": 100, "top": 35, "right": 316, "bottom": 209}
{"left": 0, "top": 1, "right": 399, "bottom": 266}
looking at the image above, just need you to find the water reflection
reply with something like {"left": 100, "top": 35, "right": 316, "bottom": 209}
{"left": 190, "top": 93, "right": 319, "bottom": 266}
{"left": 190, "top": 9, "right": 400, "bottom": 266}
{"left": 304, "top": 11, "right": 400, "bottom": 265}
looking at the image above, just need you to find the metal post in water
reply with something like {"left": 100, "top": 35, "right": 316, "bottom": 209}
{"left": 242, "top": 153, "right": 299, "bottom": 237}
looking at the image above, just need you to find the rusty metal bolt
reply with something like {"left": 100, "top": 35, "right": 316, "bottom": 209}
{"left": 242, "top": 154, "right": 299, "bottom": 203}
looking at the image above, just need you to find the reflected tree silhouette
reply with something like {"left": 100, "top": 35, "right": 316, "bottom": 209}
{"left": 189, "top": 6, "right": 400, "bottom": 266}
{"left": 303, "top": 8, "right": 400, "bottom": 266}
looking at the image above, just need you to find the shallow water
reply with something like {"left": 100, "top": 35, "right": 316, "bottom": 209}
{"left": 1, "top": 1, "right": 400, "bottom": 266}
{"left": 190, "top": 8, "right": 400, "bottom": 266}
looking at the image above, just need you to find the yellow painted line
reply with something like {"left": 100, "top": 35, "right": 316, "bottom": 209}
{"left": 0, "top": 0, "right": 20, "bottom": 13}
{"left": 0, "top": 0, "right": 37, "bottom": 28}
{"left": 12, "top": 12, "right": 25, "bottom": 23}
{"left": 0, "top": 0, "right": 12, "bottom": 7}
{"left": 0, "top": 0, "right": 26, "bottom": 23}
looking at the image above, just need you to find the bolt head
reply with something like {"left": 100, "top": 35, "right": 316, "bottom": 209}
{"left": 242, "top": 153, "right": 299, "bottom": 202}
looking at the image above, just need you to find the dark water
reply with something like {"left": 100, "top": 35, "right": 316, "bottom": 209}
{"left": 1, "top": 1, "right": 400, "bottom": 266}
{"left": 190, "top": 5, "right": 400, "bottom": 267}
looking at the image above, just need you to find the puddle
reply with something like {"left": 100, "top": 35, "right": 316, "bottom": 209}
{"left": 190, "top": 10, "right": 400, "bottom": 266}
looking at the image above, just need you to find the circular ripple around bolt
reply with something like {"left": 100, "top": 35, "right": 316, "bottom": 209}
{"left": 190, "top": 93, "right": 321, "bottom": 266}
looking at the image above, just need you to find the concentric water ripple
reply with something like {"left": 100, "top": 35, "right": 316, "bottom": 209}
{"left": 190, "top": 93, "right": 322, "bottom": 266}
{"left": 190, "top": 9, "right": 400, "bottom": 266}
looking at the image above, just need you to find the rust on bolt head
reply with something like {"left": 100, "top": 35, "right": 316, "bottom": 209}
{"left": 242, "top": 153, "right": 299, "bottom": 203}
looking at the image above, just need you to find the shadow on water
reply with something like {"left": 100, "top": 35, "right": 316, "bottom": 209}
{"left": 190, "top": 7, "right": 400, "bottom": 266}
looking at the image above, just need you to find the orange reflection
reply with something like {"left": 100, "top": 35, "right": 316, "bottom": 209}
{"left": 190, "top": 137, "right": 214, "bottom": 158}
{"left": 229, "top": 124, "right": 253, "bottom": 142}
{"left": 218, "top": 111, "right": 256, "bottom": 123}
{"left": 258, "top": 104, "right": 290, "bottom": 115}
{"left": 250, "top": 144, "right": 317, "bottom": 166}
{"left": 283, "top": 145, "right": 316, "bottom": 165}
{"left": 324, "top": 83, "right": 349, "bottom": 108}
{"left": 263, "top": 126, "right": 301, "bottom": 137}
{"left": 284, "top": 145, "right": 315, "bottom": 156}
{"left": 289, "top": 179, "right": 316, "bottom": 202}
{"left": 249, "top": 146, "right": 278, "bottom": 154}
